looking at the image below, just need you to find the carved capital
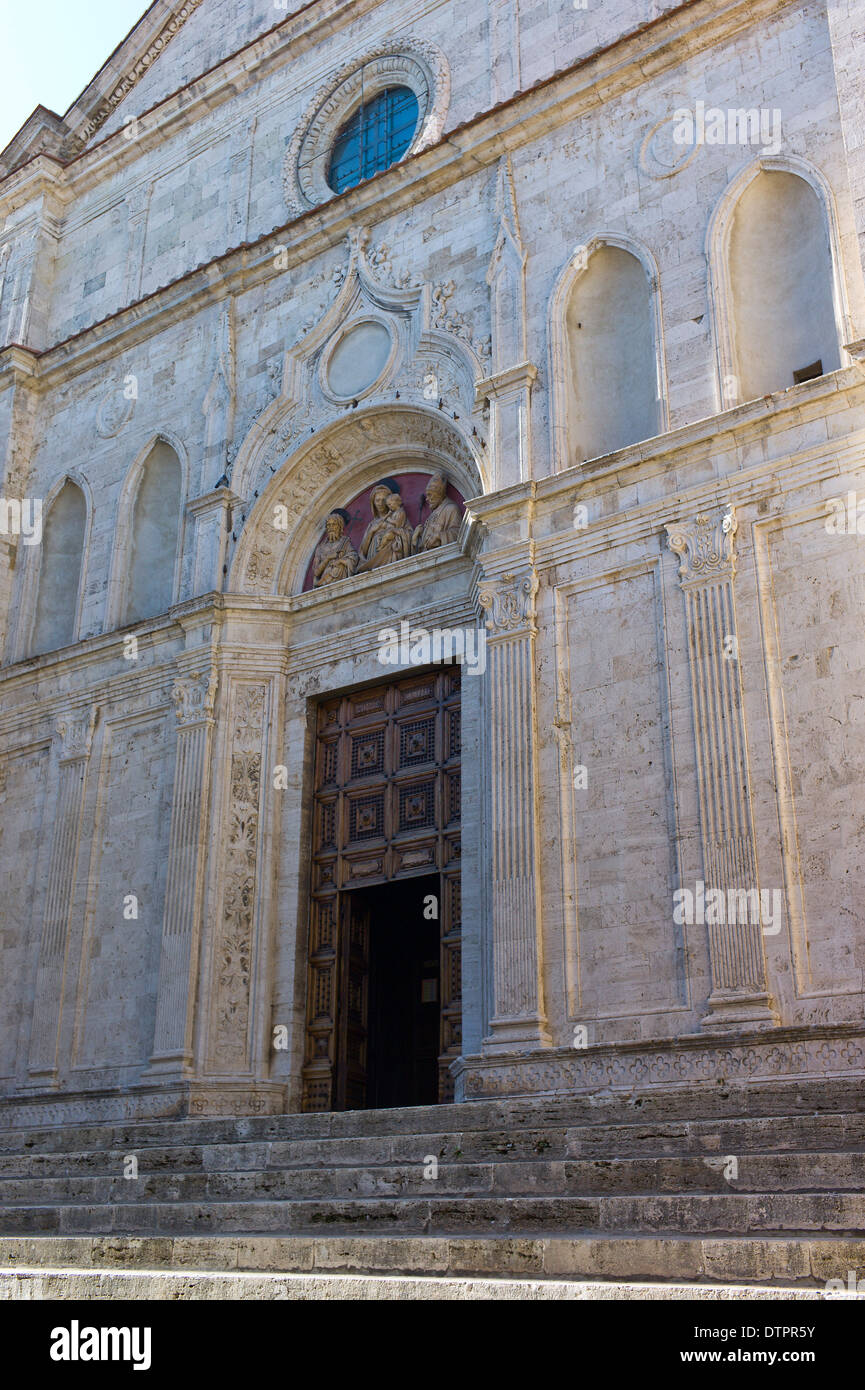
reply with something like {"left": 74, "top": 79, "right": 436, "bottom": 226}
{"left": 172, "top": 672, "right": 218, "bottom": 728}
{"left": 478, "top": 569, "right": 539, "bottom": 635}
{"left": 667, "top": 506, "right": 737, "bottom": 585}
{"left": 55, "top": 708, "right": 97, "bottom": 764}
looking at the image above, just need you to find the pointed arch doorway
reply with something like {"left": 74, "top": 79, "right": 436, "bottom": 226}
{"left": 302, "top": 666, "right": 462, "bottom": 1112}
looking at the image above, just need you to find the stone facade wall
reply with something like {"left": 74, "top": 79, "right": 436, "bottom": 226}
{"left": 0, "top": 0, "right": 864, "bottom": 1119}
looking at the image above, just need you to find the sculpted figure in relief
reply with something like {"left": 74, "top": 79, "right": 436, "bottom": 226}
{"left": 357, "top": 478, "right": 413, "bottom": 573}
{"left": 313, "top": 509, "right": 358, "bottom": 587}
{"left": 412, "top": 471, "right": 461, "bottom": 554}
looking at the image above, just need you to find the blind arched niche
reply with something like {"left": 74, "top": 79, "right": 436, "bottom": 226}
{"left": 123, "top": 441, "right": 183, "bottom": 624}
{"left": 31, "top": 480, "right": 86, "bottom": 656}
{"left": 728, "top": 170, "right": 841, "bottom": 400}
{"left": 565, "top": 244, "right": 662, "bottom": 462}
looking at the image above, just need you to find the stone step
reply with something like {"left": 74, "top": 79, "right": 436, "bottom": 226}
{"left": 0, "top": 1075, "right": 858, "bottom": 1153}
{"left": 0, "top": 1109, "right": 862, "bottom": 1172}
{"left": 4, "top": 1267, "right": 848, "bottom": 1300}
{"left": 0, "top": 1152, "right": 861, "bottom": 1202}
{"left": 1, "top": 1268, "right": 848, "bottom": 1301}
{"left": 4, "top": 1118, "right": 865, "bottom": 1177}
{"left": 3, "top": 1232, "right": 865, "bottom": 1288}
{"left": 1, "top": 1191, "right": 863, "bottom": 1237}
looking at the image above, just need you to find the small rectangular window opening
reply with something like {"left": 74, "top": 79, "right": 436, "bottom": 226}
{"left": 793, "top": 359, "right": 823, "bottom": 385}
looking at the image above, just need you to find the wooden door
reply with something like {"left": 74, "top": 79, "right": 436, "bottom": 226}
{"left": 334, "top": 894, "right": 370, "bottom": 1111}
{"left": 302, "top": 668, "right": 462, "bottom": 1112}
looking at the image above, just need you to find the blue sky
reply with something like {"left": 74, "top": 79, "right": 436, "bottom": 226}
{"left": 0, "top": 0, "right": 149, "bottom": 151}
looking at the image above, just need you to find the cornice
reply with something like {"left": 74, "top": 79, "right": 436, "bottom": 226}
{"left": 534, "top": 364, "right": 865, "bottom": 508}
{"left": 535, "top": 430, "right": 862, "bottom": 575}
{"left": 0, "top": 0, "right": 795, "bottom": 378}
{"left": 0, "top": 0, "right": 368, "bottom": 210}
{"left": 62, "top": 0, "right": 210, "bottom": 157}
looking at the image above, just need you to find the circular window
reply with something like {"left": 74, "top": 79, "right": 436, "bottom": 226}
{"left": 283, "top": 40, "right": 450, "bottom": 217}
{"left": 328, "top": 87, "right": 420, "bottom": 194}
{"left": 325, "top": 321, "right": 394, "bottom": 399}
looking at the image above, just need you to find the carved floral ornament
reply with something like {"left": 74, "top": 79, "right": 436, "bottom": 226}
{"left": 55, "top": 708, "right": 98, "bottom": 764}
{"left": 666, "top": 506, "right": 738, "bottom": 584}
{"left": 283, "top": 38, "right": 450, "bottom": 217}
{"left": 171, "top": 672, "right": 218, "bottom": 727}
{"left": 477, "top": 570, "right": 539, "bottom": 634}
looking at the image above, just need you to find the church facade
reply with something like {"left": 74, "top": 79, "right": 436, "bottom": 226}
{"left": 1, "top": 0, "right": 865, "bottom": 1130}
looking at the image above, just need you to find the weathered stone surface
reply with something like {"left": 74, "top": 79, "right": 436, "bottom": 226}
{"left": 2, "top": 0, "right": 865, "bottom": 1292}
{"left": 0, "top": 1267, "right": 858, "bottom": 1301}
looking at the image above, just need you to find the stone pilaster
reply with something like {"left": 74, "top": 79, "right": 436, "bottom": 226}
{"left": 0, "top": 345, "right": 41, "bottom": 663}
{"left": 480, "top": 156, "right": 538, "bottom": 489}
{"left": 666, "top": 506, "right": 779, "bottom": 1031}
{"left": 147, "top": 670, "right": 218, "bottom": 1075}
{"left": 185, "top": 488, "right": 241, "bottom": 600}
{"left": 27, "top": 708, "right": 97, "bottom": 1080}
{"left": 478, "top": 567, "right": 551, "bottom": 1051}
{"left": 205, "top": 679, "right": 269, "bottom": 1076}
{"left": 488, "top": 0, "right": 521, "bottom": 106}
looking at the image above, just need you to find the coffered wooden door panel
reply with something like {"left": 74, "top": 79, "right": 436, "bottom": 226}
{"left": 302, "top": 668, "right": 462, "bottom": 1111}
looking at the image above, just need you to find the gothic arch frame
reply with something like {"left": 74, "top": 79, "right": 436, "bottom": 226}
{"left": 10, "top": 470, "right": 93, "bottom": 664}
{"left": 548, "top": 233, "right": 669, "bottom": 472}
{"left": 229, "top": 402, "right": 484, "bottom": 600}
{"left": 705, "top": 154, "right": 853, "bottom": 411}
{"left": 104, "top": 431, "right": 190, "bottom": 632}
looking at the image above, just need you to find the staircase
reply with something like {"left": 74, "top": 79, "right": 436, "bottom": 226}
{"left": 0, "top": 1078, "right": 863, "bottom": 1296}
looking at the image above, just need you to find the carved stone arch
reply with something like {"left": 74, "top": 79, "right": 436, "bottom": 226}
{"left": 230, "top": 232, "right": 489, "bottom": 508}
{"left": 411, "top": 327, "right": 482, "bottom": 415}
{"left": 706, "top": 155, "right": 852, "bottom": 410}
{"left": 230, "top": 404, "right": 483, "bottom": 599}
{"left": 105, "top": 431, "right": 190, "bottom": 631}
{"left": 548, "top": 233, "right": 669, "bottom": 471}
{"left": 11, "top": 470, "right": 93, "bottom": 663}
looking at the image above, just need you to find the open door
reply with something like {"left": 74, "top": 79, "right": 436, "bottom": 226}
{"left": 334, "top": 894, "right": 371, "bottom": 1111}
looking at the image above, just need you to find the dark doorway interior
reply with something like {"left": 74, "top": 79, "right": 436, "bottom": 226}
{"left": 359, "top": 873, "right": 440, "bottom": 1110}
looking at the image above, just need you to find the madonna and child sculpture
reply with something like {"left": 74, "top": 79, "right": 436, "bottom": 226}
{"left": 311, "top": 473, "right": 462, "bottom": 589}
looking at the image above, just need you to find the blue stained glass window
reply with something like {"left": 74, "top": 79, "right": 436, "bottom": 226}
{"left": 328, "top": 87, "right": 420, "bottom": 194}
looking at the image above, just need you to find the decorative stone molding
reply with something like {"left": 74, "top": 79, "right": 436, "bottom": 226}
{"left": 283, "top": 38, "right": 450, "bottom": 217}
{"left": 65, "top": 0, "right": 207, "bottom": 154}
{"left": 478, "top": 569, "right": 539, "bottom": 635}
{"left": 453, "top": 1026, "right": 865, "bottom": 1101}
{"left": 209, "top": 682, "right": 268, "bottom": 1072}
{"left": 477, "top": 563, "right": 550, "bottom": 1051}
{"left": 365, "top": 239, "right": 418, "bottom": 292}
{"left": 171, "top": 671, "right": 218, "bottom": 728}
{"left": 666, "top": 506, "right": 778, "bottom": 1031}
{"left": 55, "top": 708, "right": 98, "bottom": 765}
{"left": 234, "top": 406, "right": 481, "bottom": 598}
{"left": 638, "top": 112, "right": 700, "bottom": 180}
{"left": 95, "top": 381, "right": 136, "bottom": 439}
{"left": 667, "top": 506, "right": 737, "bottom": 585}
{"left": 431, "top": 282, "right": 492, "bottom": 363}
{"left": 482, "top": 156, "right": 536, "bottom": 488}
